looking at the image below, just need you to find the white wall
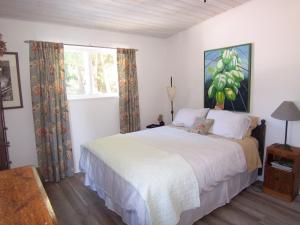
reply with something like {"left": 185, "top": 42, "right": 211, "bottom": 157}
{"left": 2, "top": 0, "right": 299, "bottom": 173}
{"left": 0, "top": 18, "right": 170, "bottom": 171}
{"left": 166, "top": 0, "right": 300, "bottom": 152}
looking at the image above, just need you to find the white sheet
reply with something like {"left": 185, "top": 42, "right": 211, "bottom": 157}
{"left": 128, "top": 126, "right": 247, "bottom": 192}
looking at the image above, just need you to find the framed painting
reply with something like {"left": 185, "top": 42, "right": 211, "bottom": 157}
{"left": 0, "top": 52, "right": 23, "bottom": 109}
{"left": 204, "top": 43, "right": 252, "bottom": 112}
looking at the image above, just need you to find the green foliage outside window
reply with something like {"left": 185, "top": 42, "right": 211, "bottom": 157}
{"left": 64, "top": 48, "right": 118, "bottom": 97}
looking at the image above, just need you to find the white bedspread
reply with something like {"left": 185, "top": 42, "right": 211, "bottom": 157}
{"left": 81, "top": 126, "right": 247, "bottom": 225}
{"left": 83, "top": 134, "right": 200, "bottom": 225}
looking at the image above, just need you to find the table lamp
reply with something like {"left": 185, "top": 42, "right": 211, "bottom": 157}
{"left": 271, "top": 101, "right": 300, "bottom": 148}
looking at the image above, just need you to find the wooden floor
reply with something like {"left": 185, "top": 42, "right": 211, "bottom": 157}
{"left": 44, "top": 174, "right": 300, "bottom": 225}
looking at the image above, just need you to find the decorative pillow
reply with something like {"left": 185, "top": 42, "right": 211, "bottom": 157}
{"left": 189, "top": 118, "right": 214, "bottom": 135}
{"left": 173, "top": 108, "right": 210, "bottom": 128}
{"left": 206, "top": 110, "right": 251, "bottom": 140}
{"left": 245, "top": 116, "right": 259, "bottom": 137}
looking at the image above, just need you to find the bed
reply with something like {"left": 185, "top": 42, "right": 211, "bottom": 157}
{"left": 79, "top": 111, "right": 266, "bottom": 225}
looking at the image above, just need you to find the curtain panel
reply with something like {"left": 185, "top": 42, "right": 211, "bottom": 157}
{"left": 117, "top": 48, "right": 141, "bottom": 133}
{"left": 29, "top": 41, "right": 74, "bottom": 182}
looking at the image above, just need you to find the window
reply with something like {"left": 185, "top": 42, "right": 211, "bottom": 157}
{"left": 64, "top": 46, "right": 118, "bottom": 99}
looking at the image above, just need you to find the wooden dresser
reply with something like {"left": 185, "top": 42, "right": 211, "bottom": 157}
{"left": 0, "top": 166, "right": 58, "bottom": 225}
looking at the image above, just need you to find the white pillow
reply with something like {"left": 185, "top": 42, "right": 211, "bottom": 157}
{"left": 207, "top": 110, "right": 251, "bottom": 140}
{"left": 173, "top": 108, "right": 210, "bottom": 128}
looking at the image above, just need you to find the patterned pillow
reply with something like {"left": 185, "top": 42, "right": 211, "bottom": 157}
{"left": 188, "top": 118, "right": 214, "bottom": 135}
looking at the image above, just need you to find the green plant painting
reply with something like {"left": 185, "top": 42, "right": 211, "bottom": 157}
{"left": 204, "top": 43, "right": 251, "bottom": 112}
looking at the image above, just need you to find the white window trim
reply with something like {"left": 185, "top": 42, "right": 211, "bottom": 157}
{"left": 67, "top": 93, "right": 119, "bottom": 101}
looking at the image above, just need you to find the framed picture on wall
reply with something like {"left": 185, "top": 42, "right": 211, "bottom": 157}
{"left": 0, "top": 52, "right": 23, "bottom": 109}
{"left": 204, "top": 43, "right": 252, "bottom": 112}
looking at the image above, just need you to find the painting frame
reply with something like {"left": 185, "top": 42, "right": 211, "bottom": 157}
{"left": 204, "top": 43, "right": 252, "bottom": 112}
{"left": 0, "top": 52, "right": 23, "bottom": 109}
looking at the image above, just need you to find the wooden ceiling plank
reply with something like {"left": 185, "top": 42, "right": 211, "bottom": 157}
{"left": 0, "top": 0, "right": 251, "bottom": 37}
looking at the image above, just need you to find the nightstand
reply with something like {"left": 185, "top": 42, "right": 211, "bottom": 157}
{"left": 263, "top": 144, "right": 300, "bottom": 201}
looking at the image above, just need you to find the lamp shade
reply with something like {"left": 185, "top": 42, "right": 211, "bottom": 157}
{"left": 271, "top": 101, "right": 300, "bottom": 121}
{"left": 167, "top": 86, "right": 176, "bottom": 101}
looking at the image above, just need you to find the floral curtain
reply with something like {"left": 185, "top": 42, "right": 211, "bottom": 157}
{"left": 0, "top": 34, "right": 6, "bottom": 56}
{"left": 29, "top": 41, "right": 74, "bottom": 182}
{"left": 117, "top": 48, "right": 141, "bottom": 133}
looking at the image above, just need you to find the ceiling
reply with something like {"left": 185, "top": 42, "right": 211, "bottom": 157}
{"left": 0, "top": 0, "right": 250, "bottom": 38}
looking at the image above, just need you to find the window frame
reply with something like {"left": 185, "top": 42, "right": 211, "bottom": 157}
{"left": 64, "top": 45, "right": 119, "bottom": 100}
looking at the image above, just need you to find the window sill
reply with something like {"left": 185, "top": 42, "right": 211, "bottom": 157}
{"left": 67, "top": 94, "right": 119, "bottom": 101}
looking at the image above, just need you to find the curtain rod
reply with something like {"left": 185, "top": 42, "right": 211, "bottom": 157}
{"left": 24, "top": 40, "right": 138, "bottom": 51}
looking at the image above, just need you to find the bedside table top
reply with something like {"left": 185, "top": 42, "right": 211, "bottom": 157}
{"left": 268, "top": 143, "right": 300, "bottom": 157}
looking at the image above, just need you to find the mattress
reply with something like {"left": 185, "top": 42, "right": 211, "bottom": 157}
{"left": 80, "top": 126, "right": 261, "bottom": 225}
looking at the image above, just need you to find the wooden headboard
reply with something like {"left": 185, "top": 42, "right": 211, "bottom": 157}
{"left": 251, "top": 119, "right": 266, "bottom": 175}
